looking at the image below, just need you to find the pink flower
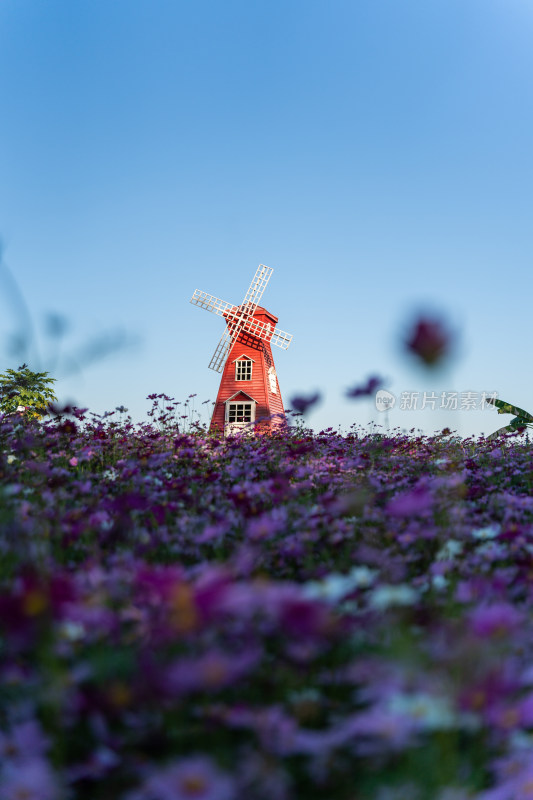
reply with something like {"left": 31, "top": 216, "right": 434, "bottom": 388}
{"left": 69, "top": 457, "right": 78, "bottom": 466}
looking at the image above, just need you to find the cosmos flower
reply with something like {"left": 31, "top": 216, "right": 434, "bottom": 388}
{"left": 477, "top": 762, "right": 533, "bottom": 800}
{"left": 468, "top": 602, "right": 524, "bottom": 638}
{"left": 345, "top": 375, "right": 384, "bottom": 399}
{"left": 2, "top": 393, "right": 533, "bottom": 797}
{"left": 404, "top": 314, "right": 453, "bottom": 367}
{"left": 386, "top": 485, "right": 434, "bottom": 517}
{"left": 289, "top": 392, "right": 321, "bottom": 414}
{"left": 165, "top": 647, "right": 261, "bottom": 693}
{"left": 369, "top": 583, "right": 419, "bottom": 611}
{"left": 1, "top": 758, "right": 60, "bottom": 800}
{"left": 0, "top": 720, "right": 50, "bottom": 763}
{"left": 128, "top": 756, "right": 235, "bottom": 800}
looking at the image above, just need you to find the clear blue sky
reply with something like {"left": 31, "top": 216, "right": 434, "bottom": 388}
{"left": 1, "top": 0, "right": 532, "bottom": 437}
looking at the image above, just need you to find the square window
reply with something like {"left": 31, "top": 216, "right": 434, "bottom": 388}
{"left": 227, "top": 402, "right": 253, "bottom": 424}
{"left": 236, "top": 360, "right": 252, "bottom": 381}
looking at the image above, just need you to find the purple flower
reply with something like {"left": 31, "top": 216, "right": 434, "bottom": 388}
{"left": 273, "top": 588, "right": 331, "bottom": 639}
{"left": 0, "top": 719, "right": 50, "bottom": 762}
{"left": 289, "top": 393, "right": 321, "bottom": 415}
{"left": 165, "top": 647, "right": 261, "bottom": 693}
{"left": 344, "top": 705, "right": 417, "bottom": 751}
{"left": 386, "top": 485, "right": 434, "bottom": 517}
{"left": 468, "top": 602, "right": 523, "bottom": 638}
{"left": 129, "top": 756, "right": 235, "bottom": 800}
{"left": 478, "top": 761, "right": 533, "bottom": 799}
{"left": 246, "top": 508, "right": 287, "bottom": 542}
{"left": 1, "top": 757, "right": 60, "bottom": 800}
{"left": 345, "top": 375, "right": 384, "bottom": 399}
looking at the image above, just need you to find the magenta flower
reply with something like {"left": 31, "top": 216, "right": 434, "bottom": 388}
{"left": 386, "top": 485, "right": 434, "bottom": 517}
{"left": 404, "top": 314, "right": 452, "bottom": 367}
{"left": 276, "top": 592, "right": 330, "bottom": 638}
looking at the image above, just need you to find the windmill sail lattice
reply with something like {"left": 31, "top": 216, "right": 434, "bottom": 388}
{"left": 190, "top": 291, "right": 293, "bottom": 360}
{"left": 190, "top": 264, "right": 293, "bottom": 435}
{"left": 190, "top": 264, "right": 292, "bottom": 373}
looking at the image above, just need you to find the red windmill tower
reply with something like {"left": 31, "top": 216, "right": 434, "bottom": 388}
{"left": 190, "top": 264, "right": 293, "bottom": 436}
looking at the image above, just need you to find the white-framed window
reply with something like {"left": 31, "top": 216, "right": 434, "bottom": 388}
{"left": 235, "top": 359, "right": 252, "bottom": 381}
{"left": 227, "top": 403, "right": 253, "bottom": 423}
{"left": 224, "top": 396, "right": 256, "bottom": 437}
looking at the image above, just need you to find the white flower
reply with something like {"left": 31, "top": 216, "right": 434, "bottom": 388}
{"left": 388, "top": 692, "right": 455, "bottom": 729}
{"left": 369, "top": 584, "right": 418, "bottom": 611}
{"left": 102, "top": 468, "right": 118, "bottom": 481}
{"left": 436, "top": 539, "right": 463, "bottom": 561}
{"left": 471, "top": 524, "right": 500, "bottom": 540}
{"left": 347, "top": 565, "right": 378, "bottom": 588}
{"left": 432, "top": 575, "right": 448, "bottom": 591}
{"left": 303, "top": 565, "right": 378, "bottom": 602}
{"left": 387, "top": 692, "right": 477, "bottom": 732}
{"left": 60, "top": 622, "right": 85, "bottom": 642}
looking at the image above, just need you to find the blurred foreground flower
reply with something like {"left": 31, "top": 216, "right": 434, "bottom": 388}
{"left": 404, "top": 315, "right": 452, "bottom": 367}
{"left": 345, "top": 375, "right": 384, "bottom": 399}
{"left": 290, "top": 392, "right": 321, "bottom": 415}
{"left": 127, "top": 755, "right": 235, "bottom": 800}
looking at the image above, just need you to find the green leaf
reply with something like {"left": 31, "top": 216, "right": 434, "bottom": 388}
{"left": 508, "top": 416, "right": 532, "bottom": 429}
{"left": 486, "top": 397, "right": 533, "bottom": 423}
{"left": 0, "top": 365, "right": 57, "bottom": 417}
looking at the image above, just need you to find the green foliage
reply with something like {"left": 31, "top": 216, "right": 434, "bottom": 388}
{"left": 487, "top": 396, "right": 533, "bottom": 438}
{"left": 0, "top": 363, "right": 57, "bottom": 417}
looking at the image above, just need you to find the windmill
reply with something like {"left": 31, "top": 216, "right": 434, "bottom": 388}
{"left": 190, "top": 264, "right": 293, "bottom": 436}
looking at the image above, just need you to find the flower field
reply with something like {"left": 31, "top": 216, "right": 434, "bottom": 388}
{"left": 1, "top": 403, "right": 533, "bottom": 799}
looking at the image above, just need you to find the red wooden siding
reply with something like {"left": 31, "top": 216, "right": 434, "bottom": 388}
{"left": 209, "top": 305, "right": 286, "bottom": 435}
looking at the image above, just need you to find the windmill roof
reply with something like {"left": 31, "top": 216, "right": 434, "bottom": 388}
{"left": 224, "top": 305, "right": 279, "bottom": 325}
{"left": 232, "top": 354, "right": 257, "bottom": 363}
{"left": 225, "top": 391, "right": 256, "bottom": 403}
{"left": 253, "top": 306, "right": 278, "bottom": 324}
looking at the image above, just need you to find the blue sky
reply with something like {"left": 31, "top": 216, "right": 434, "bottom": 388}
{"left": 1, "top": 0, "right": 532, "bottom": 437}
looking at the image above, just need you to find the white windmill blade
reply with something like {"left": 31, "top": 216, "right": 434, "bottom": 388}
{"left": 240, "top": 264, "right": 273, "bottom": 313}
{"left": 208, "top": 328, "right": 235, "bottom": 373}
{"left": 190, "top": 290, "right": 237, "bottom": 318}
{"left": 241, "top": 315, "right": 293, "bottom": 349}
{"left": 270, "top": 327, "right": 293, "bottom": 349}
{"left": 208, "top": 304, "right": 252, "bottom": 372}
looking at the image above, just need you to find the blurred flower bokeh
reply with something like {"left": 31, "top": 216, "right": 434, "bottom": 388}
{"left": 0, "top": 397, "right": 532, "bottom": 798}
